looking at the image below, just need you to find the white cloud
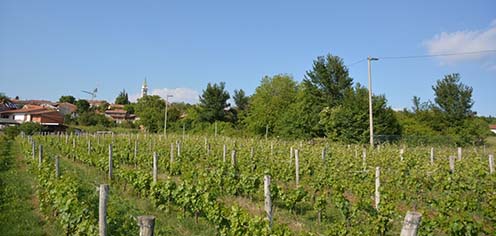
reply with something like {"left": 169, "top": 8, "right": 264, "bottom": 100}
{"left": 130, "top": 87, "right": 200, "bottom": 104}
{"left": 423, "top": 20, "right": 496, "bottom": 65}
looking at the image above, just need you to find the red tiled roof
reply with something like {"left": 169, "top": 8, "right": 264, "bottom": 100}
{"left": 0, "top": 105, "right": 46, "bottom": 114}
{"left": 105, "top": 109, "right": 127, "bottom": 114}
{"left": 490, "top": 124, "right": 496, "bottom": 129}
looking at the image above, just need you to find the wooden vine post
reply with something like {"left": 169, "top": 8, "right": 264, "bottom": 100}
{"left": 295, "top": 149, "right": 300, "bottom": 186}
{"left": 32, "top": 141, "right": 36, "bottom": 159}
{"left": 38, "top": 144, "right": 43, "bottom": 167}
{"left": 153, "top": 152, "right": 158, "bottom": 183}
{"left": 264, "top": 175, "right": 273, "bottom": 227}
{"left": 223, "top": 144, "right": 227, "bottom": 162}
{"left": 400, "top": 148, "right": 404, "bottom": 161}
{"left": 362, "top": 148, "right": 367, "bottom": 171}
{"left": 108, "top": 144, "right": 113, "bottom": 180}
{"left": 400, "top": 211, "right": 422, "bottom": 236}
{"left": 55, "top": 155, "right": 60, "bottom": 178}
{"left": 138, "top": 216, "right": 156, "bottom": 236}
{"left": 99, "top": 184, "right": 109, "bottom": 236}
{"left": 489, "top": 154, "right": 494, "bottom": 174}
{"left": 449, "top": 156, "right": 455, "bottom": 173}
{"left": 430, "top": 147, "right": 434, "bottom": 165}
{"left": 231, "top": 150, "right": 237, "bottom": 167}
{"left": 322, "top": 147, "right": 326, "bottom": 162}
{"left": 170, "top": 143, "right": 174, "bottom": 163}
{"left": 375, "top": 166, "right": 380, "bottom": 210}
{"left": 457, "top": 147, "right": 462, "bottom": 161}
{"left": 176, "top": 141, "right": 181, "bottom": 157}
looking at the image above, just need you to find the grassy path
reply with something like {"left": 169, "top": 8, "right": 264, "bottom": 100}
{"left": 57, "top": 155, "right": 216, "bottom": 235}
{"left": 0, "top": 137, "right": 60, "bottom": 236}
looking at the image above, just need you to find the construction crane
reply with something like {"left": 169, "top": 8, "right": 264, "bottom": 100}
{"left": 81, "top": 88, "right": 98, "bottom": 100}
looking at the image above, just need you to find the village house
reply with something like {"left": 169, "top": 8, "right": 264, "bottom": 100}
{"left": 0, "top": 105, "right": 65, "bottom": 131}
{"left": 104, "top": 109, "right": 136, "bottom": 124}
{"left": 490, "top": 124, "right": 496, "bottom": 134}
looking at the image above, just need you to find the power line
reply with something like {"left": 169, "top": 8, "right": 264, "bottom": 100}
{"left": 379, "top": 49, "right": 496, "bottom": 60}
{"left": 346, "top": 49, "right": 496, "bottom": 67}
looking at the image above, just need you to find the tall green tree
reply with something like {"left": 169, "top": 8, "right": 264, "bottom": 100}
{"left": 433, "top": 73, "right": 474, "bottom": 123}
{"left": 288, "top": 54, "right": 354, "bottom": 137}
{"left": 115, "top": 89, "right": 130, "bottom": 105}
{"left": 304, "top": 54, "right": 353, "bottom": 108}
{"left": 244, "top": 74, "right": 298, "bottom": 136}
{"left": 319, "top": 84, "right": 401, "bottom": 143}
{"left": 198, "top": 82, "right": 230, "bottom": 123}
{"left": 135, "top": 95, "right": 165, "bottom": 132}
{"left": 59, "top": 95, "right": 76, "bottom": 104}
{"left": 233, "top": 89, "right": 249, "bottom": 111}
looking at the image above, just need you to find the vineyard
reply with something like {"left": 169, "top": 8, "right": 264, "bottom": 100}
{"left": 14, "top": 133, "right": 496, "bottom": 235}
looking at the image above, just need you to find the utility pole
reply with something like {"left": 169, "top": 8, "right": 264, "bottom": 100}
{"left": 164, "top": 94, "right": 173, "bottom": 137}
{"left": 368, "top": 56, "right": 379, "bottom": 147}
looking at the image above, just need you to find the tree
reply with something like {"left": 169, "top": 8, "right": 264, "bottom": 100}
{"left": 75, "top": 99, "right": 90, "bottom": 113}
{"left": 287, "top": 54, "right": 354, "bottom": 137}
{"left": 433, "top": 73, "right": 474, "bottom": 123}
{"left": 115, "top": 89, "right": 130, "bottom": 105}
{"left": 319, "top": 84, "right": 401, "bottom": 143}
{"left": 198, "top": 82, "right": 230, "bottom": 123}
{"left": 233, "top": 89, "right": 249, "bottom": 111}
{"left": 59, "top": 95, "right": 76, "bottom": 104}
{"left": 304, "top": 54, "right": 353, "bottom": 108}
{"left": 135, "top": 95, "right": 165, "bottom": 132}
{"left": 244, "top": 74, "right": 298, "bottom": 136}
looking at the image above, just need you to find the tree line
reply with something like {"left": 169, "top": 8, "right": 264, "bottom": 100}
{"left": 3, "top": 53, "right": 492, "bottom": 145}
{"left": 127, "top": 53, "right": 492, "bottom": 145}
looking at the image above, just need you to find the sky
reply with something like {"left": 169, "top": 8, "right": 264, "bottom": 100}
{"left": 0, "top": 0, "right": 495, "bottom": 116}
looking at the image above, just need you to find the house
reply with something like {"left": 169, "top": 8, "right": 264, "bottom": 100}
{"left": 490, "top": 124, "right": 496, "bottom": 134}
{"left": 55, "top": 102, "right": 78, "bottom": 116}
{"left": 0, "top": 105, "right": 65, "bottom": 131}
{"left": 104, "top": 109, "right": 136, "bottom": 124}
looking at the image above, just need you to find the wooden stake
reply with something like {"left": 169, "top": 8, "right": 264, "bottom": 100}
{"left": 99, "top": 184, "right": 109, "bottom": 236}
{"left": 153, "top": 152, "right": 158, "bottom": 183}
{"left": 362, "top": 148, "right": 367, "bottom": 171}
{"left": 38, "top": 144, "right": 43, "bottom": 167}
{"left": 321, "top": 147, "right": 326, "bottom": 162}
{"left": 176, "top": 141, "right": 181, "bottom": 157}
{"left": 375, "top": 166, "right": 380, "bottom": 210}
{"left": 138, "top": 216, "right": 155, "bottom": 236}
{"left": 250, "top": 147, "right": 254, "bottom": 159}
{"left": 295, "top": 149, "right": 300, "bottom": 186}
{"left": 264, "top": 175, "right": 273, "bottom": 227}
{"left": 449, "top": 156, "right": 455, "bottom": 173}
{"left": 170, "top": 143, "right": 174, "bottom": 163}
{"left": 108, "top": 144, "right": 113, "bottom": 180}
{"left": 457, "top": 147, "right": 462, "bottom": 161}
{"left": 32, "top": 141, "right": 36, "bottom": 159}
{"left": 55, "top": 155, "right": 60, "bottom": 178}
{"left": 430, "top": 147, "right": 434, "bottom": 165}
{"left": 489, "top": 154, "right": 494, "bottom": 174}
{"left": 231, "top": 150, "right": 237, "bottom": 167}
{"left": 223, "top": 144, "right": 227, "bottom": 162}
{"left": 400, "top": 148, "right": 404, "bottom": 161}
{"left": 400, "top": 211, "right": 422, "bottom": 236}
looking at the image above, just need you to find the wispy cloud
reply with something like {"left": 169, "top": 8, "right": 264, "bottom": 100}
{"left": 423, "top": 19, "right": 496, "bottom": 65}
{"left": 129, "top": 87, "right": 200, "bottom": 104}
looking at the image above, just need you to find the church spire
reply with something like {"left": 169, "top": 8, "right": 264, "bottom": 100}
{"left": 141, "top": 77, "right": 148, "bottom": 98}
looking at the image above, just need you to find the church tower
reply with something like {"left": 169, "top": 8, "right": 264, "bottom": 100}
{"left": 141, "top": 78, "right": 148, "bottom": 98}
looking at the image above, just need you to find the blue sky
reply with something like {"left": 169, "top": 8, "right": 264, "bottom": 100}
{"left": 1, "top": 1, "right": 495, "bottom": 116}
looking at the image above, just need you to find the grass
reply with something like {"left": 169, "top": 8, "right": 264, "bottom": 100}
{"left": 0, "top": 136, "right": 60, "bottom": 236}
{"left": 58, "top": 155, "right": 217, "bottom": 235}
